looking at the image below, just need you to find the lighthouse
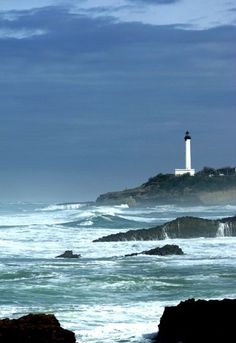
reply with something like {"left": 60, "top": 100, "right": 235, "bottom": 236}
{"left": 175, "top": 131, "right": 195, "bottom": 176}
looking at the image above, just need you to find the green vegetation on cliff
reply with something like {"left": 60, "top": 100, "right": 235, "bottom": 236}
{"left": 96, "top": 167, "right": 236, "bottom": 206}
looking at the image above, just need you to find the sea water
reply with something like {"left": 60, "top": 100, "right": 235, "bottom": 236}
{"left": 0, "top": 202, "right": 236, "bottom": 342}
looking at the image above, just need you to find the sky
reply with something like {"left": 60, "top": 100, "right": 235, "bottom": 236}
{"left": 0, "top": 0, "right": 236, "bottom": 202}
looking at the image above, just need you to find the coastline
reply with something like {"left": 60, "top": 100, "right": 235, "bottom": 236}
{"left": 96, "top": 168, "right": 236, "bottom": 207}
{"left": 1, "top": 298, "right": 235, "bottom": 342}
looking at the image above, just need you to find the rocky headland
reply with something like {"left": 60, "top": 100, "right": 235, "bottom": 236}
{"left": 154, "top": 298, "right": 236, "bottom": 343}
{"left": 0, "top": 314, "right": 76, "bottom": 343}
{"left": 96, "top": 167, "right": 236, "bottom": 206}
{"left": 93, "top": 215, "right": 236, "bottom": 242}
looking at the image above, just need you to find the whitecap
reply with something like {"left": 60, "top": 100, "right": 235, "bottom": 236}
{"left": 115, "top": 204, "right": 129, "bottom": 209}
{"left": 119, "top": 215, "right": 157, "bottom": 223}
{"left": 79, "top": 220, "right": 94, "bottom": 226}
{"left": 42, "top": 203, "right": 86, "bottom": 211}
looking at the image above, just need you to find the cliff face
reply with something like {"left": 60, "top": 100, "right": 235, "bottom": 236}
{"left": 96, "top": 169, "right": 236, "bottom": 206}
{"left": 93, "top": 215, "right": 236, "bottom": 242}
{"left": 155, "top": 298, "right": 236, "bottom": 343}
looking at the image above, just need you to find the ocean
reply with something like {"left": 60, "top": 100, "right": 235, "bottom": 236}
{"left": 0, "top": 202, "right": 236, "bottom": 342}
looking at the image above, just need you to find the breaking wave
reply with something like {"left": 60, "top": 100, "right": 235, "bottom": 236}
{"left": 61, "top": 214, "right": 145, "bottom": 229}
{"left": 41, "top": 203, "right": 88, "bottom": 211}
{"left": 216, "top": 222, "right": 234, "bottom": 237}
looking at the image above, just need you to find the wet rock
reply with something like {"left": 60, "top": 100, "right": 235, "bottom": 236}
{"left": 154, "top": 298, "right": 236, "bottom": 343}
{"left": 55, "top": 250, "right": 81, "bottom": 258}
{"left": 125, "top": 244, "right": 184, "bottom": 257}
{"left": 93, "top": 215, "right": 236, "bottom": 242}
{"left": 0, "top": 313, "right": 76, "bottom": 343}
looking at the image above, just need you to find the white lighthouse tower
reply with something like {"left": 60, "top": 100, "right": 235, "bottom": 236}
{"left": 175, "top": 131, "right": 195, "bottom": 176}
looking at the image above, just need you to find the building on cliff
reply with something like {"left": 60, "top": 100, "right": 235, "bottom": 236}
{"left": 175, "top": 131, "right": 195, "bottom": 176}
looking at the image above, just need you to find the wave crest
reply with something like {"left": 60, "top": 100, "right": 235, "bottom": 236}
{"left": 61, "top": 214, "right": 144, "bottom": 229}
{"left": 42, "top": 203, "right": 87, "bottom": 211}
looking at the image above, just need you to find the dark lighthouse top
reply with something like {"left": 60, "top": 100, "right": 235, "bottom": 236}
{"left": 184, "top": 131, "right": 191, "bottom": 141}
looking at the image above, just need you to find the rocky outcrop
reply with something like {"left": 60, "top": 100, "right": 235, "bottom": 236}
{"left": 155, "top": 298, "right": 236, "bottom": 343}
{"left": 56, "top": 250, "right": 81, "bottom": 258}
{"left": 125, "top": 244, "right": 184, "bottom": 257}
{"left": 93, "top": 215, "right": 236, "bottom": 242}
{"left": 96, "top": 169, "right": 236, "bottom": 206}
{"left": 0, "top": 314, "right": 76, "bottom": 343}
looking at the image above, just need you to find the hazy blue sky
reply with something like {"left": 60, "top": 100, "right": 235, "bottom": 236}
{"left": 0, "top": 0, "right": 236, "bottom": 202}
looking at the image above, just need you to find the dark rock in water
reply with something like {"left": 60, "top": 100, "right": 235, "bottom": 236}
{"left": 154, "top": 298, "right": 236, "bottom": 343}
{"left": 93, "top": 215, "right": 236, "bottom": 242}
{"left": 55, "top": 250, "right": 81, "bottom": 258}
{"left": 0, "top": 313, "right": 76, "bottom": 343}
{"left": 141, "top": 244, "right": 184, "bottom": 256}
{"left": 125, "top": 244, "right": 184, "bottom": 257}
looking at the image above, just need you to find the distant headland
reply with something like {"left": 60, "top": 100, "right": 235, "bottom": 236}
{"left": 96, "top": 167, "right": 236, "bottom": 206}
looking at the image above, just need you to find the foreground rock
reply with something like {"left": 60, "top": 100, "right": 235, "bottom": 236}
{"left": 0, "top": 314, "right": 76, "bottom": 343}
{"left": 93, "top": 215, "right": 236, "bottom": 242}
{"left": 56, "top": 250, "right": 81, "bottom": 258}
{"left": 125, "top": 244, "right": 184, "bottom": 257}
{"left": 155, "top": 298, "right": 236, "bottom": 343}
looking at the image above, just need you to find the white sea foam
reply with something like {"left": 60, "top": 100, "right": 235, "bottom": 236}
{"left": 216, "top": 222, "right": 234, "bottom": 237}
{"left": 115, "top": 204, "right": 129, "bottom": 209}
{"left": 0, "top": 217, "right": 65, "bottom": 227}
{"left": 119, "top": 215, "right": 157, "bottom": 223}
{"left": 216, "top": 223, "right": 225, "bottom": 237}
{"left": 80, "top": 220, "right": 94, "bottom": 226}
{"left": 55, "top": 302, "right": 169, "bottom": 343}
{"left": 93, "top": 206, "right": 124, "bottom": 216}
{"left": 42, "top": 203, "right": 86, "bottom": 211}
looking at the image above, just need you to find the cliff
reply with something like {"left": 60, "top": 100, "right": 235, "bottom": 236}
{"left": 96, "top": 167, "right": 236, "bottom": 206}
{"left": 93, "top": 215, "right": 236, "bottom": 242}
{"left": 155, "top": 298, "right": 236, "bottom": 343}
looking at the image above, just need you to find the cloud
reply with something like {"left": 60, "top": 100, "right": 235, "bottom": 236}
{"left": 0, "top": 27, "right": 47, "bottom": 39}
{"left": 69, "top": 0, "right": 236, "bottom": 30}
{"left": 0, "top": 8, "right": 235, "bottom": 129}
{"left": 0, "top": 7, "right": 235, "bottom": 96}
{"left": 128, "top": 0, "right": 180, "bottom": 4}
{"left": 1, "top": 0, "right": 236, "bottom": 30}
{"left": 0, "top": 9, "right": 50, "bottom": 39}
{"left": 0, "top": 0, "right": 56, "bottom": 11}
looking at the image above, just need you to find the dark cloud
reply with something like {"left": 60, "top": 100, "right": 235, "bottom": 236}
{"left": 0, "top": 7, "right": 235, "bottom": 201}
